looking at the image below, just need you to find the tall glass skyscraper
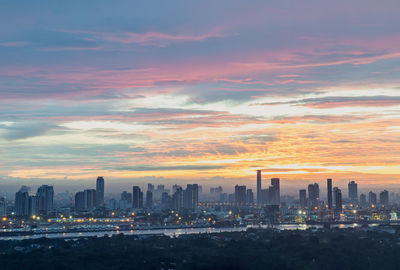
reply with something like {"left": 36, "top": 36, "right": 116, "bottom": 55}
{"left": 96, "top": 176, "right": 105, "bottom": 206}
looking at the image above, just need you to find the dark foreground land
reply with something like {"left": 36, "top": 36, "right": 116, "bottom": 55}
{"left": 1, "top": 227, "right": 400, "bottom": 270}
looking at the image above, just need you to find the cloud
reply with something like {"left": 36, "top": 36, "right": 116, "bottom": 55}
{"left": 258, "top": 95, "right": 400, "bottom": 108}
{"left": 111, "top": 164, "right": 227, "bottom": 171}
{"left": 301, "top": 96, "right": 400, "bottom": 108}
{"left": 69, "top": 28, "right": 227, "bottom": 47}
{"left": 0, "top": 122, "right": 59, "bottom": 140}
{"left": 0, "top": 41, "right": 30, "bottom": 47}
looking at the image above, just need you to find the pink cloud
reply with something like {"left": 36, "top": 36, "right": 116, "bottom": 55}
{"left": 305, "top": 100, "right": 400, "bottom": 109}
{"left": 0, "top": 41, "right": 30, "bottom": 47}
{"left": 64, "top": 28, "right": 227, "bottom": 47}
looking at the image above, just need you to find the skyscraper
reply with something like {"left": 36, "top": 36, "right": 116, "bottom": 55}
{"left": 235, "top": 185, "right": 247, "bottom": 206}
{"left": 333, "top": 187, "right": 342, "bottom": 212}
{"left": 348, "top": 181, "right": 358, "bottom": 203}
{"left": 121, "top": 191, "right": 132, "bottom": 204}
{"left": 96, "top": 176, "right": 105, "bottom": 207}
{"left": 257, "top": 170, "right": 262, "bottom": 205}
{"left": 84, "top": 189, "right": 96, "bottom": 209}
{"left": 246, "top": 189, "right": 254, "bottom": 205}
{"left": 360, "top": 194, "right": 367, "bottom": 207}
{"left": 380, "top": 190, "right": 389, "bottom": 207}
{"left": 36, "top": 185, "right": 54, "bottom": 215}
{"left": 75, "top": 191, "right": 85, "bottom": 210}
{"left": 260, "top": 189, "right": 269, "bottom": 205}
{"left": 299, "top": 189, "right": 307, "bottom": 208}
{"left": 327, "top": 179, "right": 333, "bottom": 210}
{"left": 15, "top": 186, "right": 30, "bottom": 216}
{"left": 28, "top": 195, "right": 38, "bottom": 216}
{"left": 146, "top": 190, "right": 153, "bottom": 208}
{"left": 270, "top": 178, "right": 280, "bottom": 205}
{"left": 132, "top": 186, "right": 143, "bottom": 209}
{"left": 308, "top": 183, "right": 319, "bottom": 208}
{"left": 0, "top": 197, "right": 6, "bottom": 216}
{"left": 161, "top": 192, "right": 172, "bottom": 210}
{"left": 368, "top": 191, "right": 377, "bottom": 205}
{"left": 172, "top": 187, "right": 184, "bottom": 210}
{"left": 185, "top": 184, "right": 200, "bottom": 211}
{"left": 147, "top": 183, "right": 155, "bottom": 192}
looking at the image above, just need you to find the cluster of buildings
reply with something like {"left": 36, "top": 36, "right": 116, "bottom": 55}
{"left": 298, "top": 179, "right": 390, "bottom": 212}
{"left": 73, "top": 178, "right": 200, "bottom": 213}
{"left": 74, "top": 177, "right": 105, "bottom": 210}
{"left": 0, "top": 171, "right": 396, "bottom": 220}
{"left": 14, "top": 185, "right": 54, "bottom": 216}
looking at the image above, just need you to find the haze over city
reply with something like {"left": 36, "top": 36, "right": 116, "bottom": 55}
{"left": 1, "top": 0, "right": 400, "bottom": 191}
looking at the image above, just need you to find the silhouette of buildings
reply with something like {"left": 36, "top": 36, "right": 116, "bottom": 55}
{"left": 132, "top": 186, "right": 143, "bottom": 209}
{"left": 380, "top": 190, "right": 389, "bottom": 207}
{"left": 333, "top": 187, "right": 342, "bottom": 212}
{"left": 96, "top": 177, "right": 105, "bottom": 207}
{"left": 368, "top": 191, "right": 377, "bottom": 205}
{"left": 36, "top": 185, "right": 54, "bottom": 215}
{"left": 308, "top": 183, "right": 319, "bottom": 208}
{"left": 257, "top": 170, "right": 262, "bottom": 205}
{"left": 327, "top": 179, "right": 333, "bottom": 210}
{"left": 348, "top": 181, "right": 358, "bottom": 203}
{"left": 235, "top": 185, "right": 247, "bottom": 206}
{"left": 299, "top": 189, "right": 307, "bottom": 208}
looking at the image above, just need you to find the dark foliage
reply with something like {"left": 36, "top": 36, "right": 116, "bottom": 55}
{"left": 1, "top": 228, "right": 400, "bottom": 270}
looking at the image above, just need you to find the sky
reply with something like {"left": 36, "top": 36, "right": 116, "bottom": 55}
{"left": 0, "top": 0, "right": 400, "bottom": 192}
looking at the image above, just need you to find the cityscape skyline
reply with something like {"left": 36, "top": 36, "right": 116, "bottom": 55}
{"left": 1, "top": 2, "right": 400, "bottom": 269}
{"left": 1, "top": 1, "right": 400, "bottom": 186}
{"left": 1, "top": 175, "right": 399, "bottom": 195}
{"left": 3, "top": 173, "right": 397, "bottom": 206}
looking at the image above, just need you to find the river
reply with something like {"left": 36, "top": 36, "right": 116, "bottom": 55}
{"left": 0, "top": 223, "right": 368, "bottom": 241}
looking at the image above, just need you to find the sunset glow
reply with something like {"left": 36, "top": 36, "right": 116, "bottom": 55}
{"left": 1, "top": 0, "right": 400, "bottom": 188}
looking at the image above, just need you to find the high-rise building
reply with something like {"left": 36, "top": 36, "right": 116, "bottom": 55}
{"left": 348, "top": 181, "right": 358, "bottom": 203}
{"left": 359, "top": 194, "right": 367, "bottom": 207}
{"left": 119, "top": 198, "right": 129, "bottom": 210}
{"left": 228, "top": 193, "right": 235, "bottom": 204}
{"left": 15, "top": 186, "right": 30, "bottom": 216}
{"left": 172, "top": 185, "right": 181, "bottom": 194}
{"left": 0, "top": 197, "right": 6, "bottom": 216}
{"left": 107, "top": 198, "right": 117, "bottom": 210}
{"left": 308, "top": 183, "right": 319, "bottom": 208}
{"left": 172, "top": 187, "right": 184, "bottom": 210}
{"left": 184, "top": 184, "right": 198, "bottom": 212}
{"left": 84, "top": 189, "right": 96, "bottom": 209}
{"left": 235, "top": 185, "right": 247, "bottom": 206}
{"left": 28, "top": 195, "right": 38, "bottom": 216}
{"left": 380, "top": 190, "right": 389, "bottom": 207}
{"left": 299, "top": 189, "right": 307, "bottom": 208}
{"left": 210, "top": 186, "right": 223, "bottom": 201}
{"left": 75, "top": 191, "right": 85, "bottom": 210}
{"left": 246, "top": 189, "right": 254, "bottom": 204}
{"left": 368, "top": 191, "right": 377, "bottom": 205}
{"left": 161, "top": 192, "right": 172, "bottom": 210}
{"left": 132, "top": 186, "right": 143, "bottom": 209}
{"left": 146, "top": 190, "right": 153, "bottom": 208}
{"left": 36, "top": 185, "right": 54, "bottom": 215}
{"left": 121, "top": 191, "right": 132, "bottom": 204}
{"left": 153, "top": 185, "right": 167, "bottom": 201}
{"left": 148, "top": 183, "right": 155, "bottom": 192}
{"left": 327, "top": 179, "right": 333, "bottom": 210}
{"left": 270, "top": 178, "right": 280, "bottom": 205}
{"left": 260, "top": 189, "right": 269, "bottom": 205}
{"left": 333, "top": 187, "right": 342, "bottom": 212}
{"left": 257, "top": 170, "right": 262, "bottom": 205}
{"left": 96, "top": 176, "right": 105, "bottom": 207}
